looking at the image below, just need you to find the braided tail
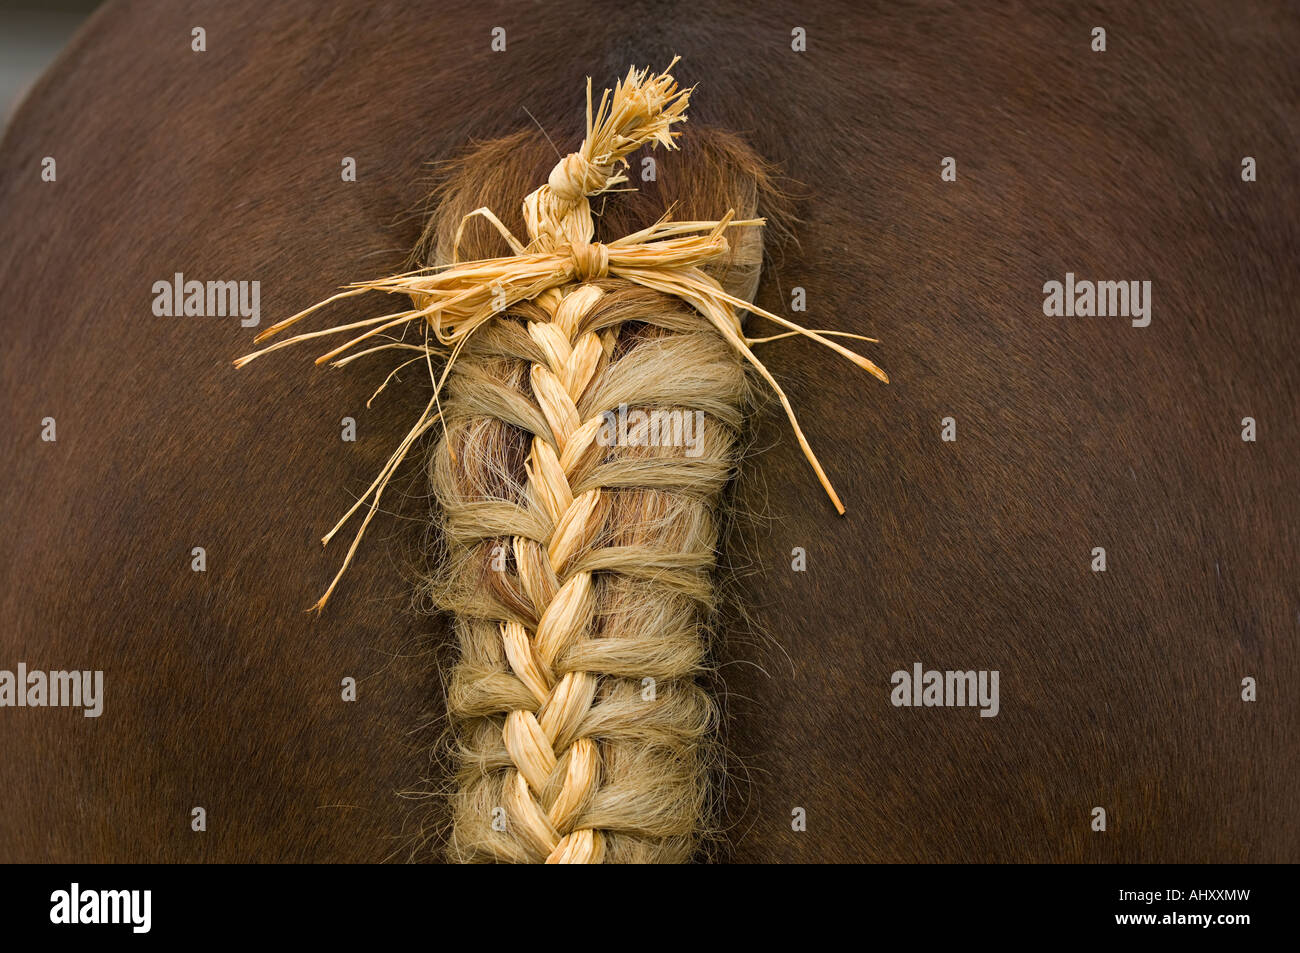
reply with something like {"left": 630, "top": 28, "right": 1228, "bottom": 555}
{"left": 435, "top": 281, "right": 746, "bottom": 862}
{"left": 235, "top": 59, "right": 886, "bottom": 864}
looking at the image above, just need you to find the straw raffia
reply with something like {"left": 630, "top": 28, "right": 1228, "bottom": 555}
{"left": 235, "top": 55, "right": 886, "bottom": 613}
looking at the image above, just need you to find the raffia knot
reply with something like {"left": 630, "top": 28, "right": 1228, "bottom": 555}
{"left": 548, "top": 152, "right": 610, "bottom": 203}
{"left": 569, "top": 241, "right": 609, "bottom": 281}
{"left": 234, "top": 58, "right": 890, "bottom": 616}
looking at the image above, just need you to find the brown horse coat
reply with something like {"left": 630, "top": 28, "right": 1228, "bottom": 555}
{"left": 1, "top": 0, "right": 1295, "bottom": 861}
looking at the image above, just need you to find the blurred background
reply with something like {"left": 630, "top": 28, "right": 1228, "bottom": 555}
{"left": 1, "top": 0, "right": 102, "bottom": 130}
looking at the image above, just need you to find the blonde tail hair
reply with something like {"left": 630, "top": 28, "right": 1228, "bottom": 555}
{"left": 236, "top": 59, "right": 885, "bottom": 862}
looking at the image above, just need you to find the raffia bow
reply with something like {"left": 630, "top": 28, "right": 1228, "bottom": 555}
{"left": 235, "top": 57, "right": 887, "bottom": 611}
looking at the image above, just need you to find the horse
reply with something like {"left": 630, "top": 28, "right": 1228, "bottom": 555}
{"left": 1, "top": 0, "right": 1295, "bottom": 862}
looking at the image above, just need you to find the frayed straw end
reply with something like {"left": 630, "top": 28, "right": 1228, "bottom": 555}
{"left": 853, "top": 355, "right": 890, "bottom": 384}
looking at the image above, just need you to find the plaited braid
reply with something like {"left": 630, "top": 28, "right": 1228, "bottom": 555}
{"left": 434, "top": 281, "right": 746, "bottom": 862}
{"left": 430, "top": 114, "right": 756, "bottom": 860}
